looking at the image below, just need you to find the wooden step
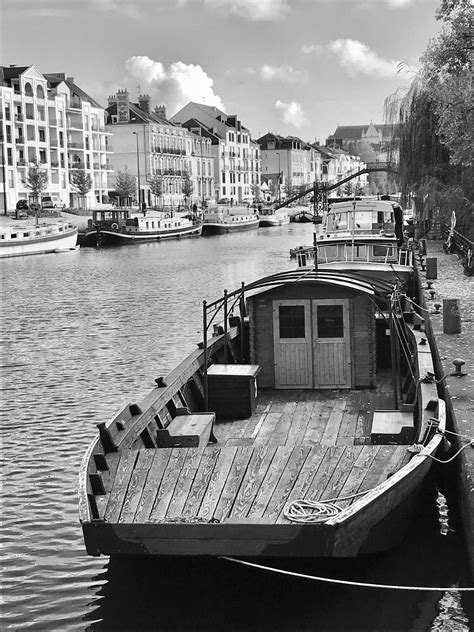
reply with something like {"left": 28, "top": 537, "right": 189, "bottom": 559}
{"left": 370, "top": 410, "right": 414, "bottom": 445}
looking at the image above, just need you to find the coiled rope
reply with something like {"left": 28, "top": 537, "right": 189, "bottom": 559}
{"left": 283, "top": 489, "right": 371, "bottom": 523}
{"left": 221, "top": 557, "right": 474, "bottom": 592}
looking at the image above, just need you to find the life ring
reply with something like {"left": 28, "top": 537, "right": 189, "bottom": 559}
{"left": 164, "top": 214, "right": 170, "bottom": 219}
{"left": 111, "top": 222, "right": 119, "bottom": 230}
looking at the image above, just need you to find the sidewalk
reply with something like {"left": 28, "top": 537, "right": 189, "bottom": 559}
{"left": 422, "top": 240, "right": 474, "bottom": 577}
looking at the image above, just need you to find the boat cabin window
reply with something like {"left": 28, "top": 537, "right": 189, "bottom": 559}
{"left": 318, "top": 245, "right": 338, "bottom": 262}
{"left": 278, "top": 305, "right": 306, "bottom": 339}
{"left": 372, "top": 245, "right": 395, "bottom": 259}
{"left": 23, "top": 232, "right": 30, "bottom": 237}
{"left": 317, "top": 305, "right": 344, "bottom": 337}
{"left": 11, "top": 233, "right": 17, "bottom": 239}
{"left": 329, "top": 213, "right": 348, "bottom": 230}
{"left": 344, "top": 244, "right": 367, "bottom": 260}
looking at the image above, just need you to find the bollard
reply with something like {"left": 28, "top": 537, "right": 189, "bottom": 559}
{"left": 451, "top": 358, "right": 467, "bottom": 377}
{"left": 426, "top": 257, "right": 437, "bottom": 279}
{"left": 429, "top": 290, "right": 436, "bottom": 300}
{"left": 443, "top": 299, "right": 461, "bottom": 334}
{"left": 433, "top": 302, "right": 442, "bottom": 314}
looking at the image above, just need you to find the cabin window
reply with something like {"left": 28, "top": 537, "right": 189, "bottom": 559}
{"left": 373, "top": 245, "right": 394, "bottom": 259}
{"left": 278, "top": 305, "right": 306, "bottom": 339}
{"left": 11, "top": 233, "right": 17, "bottom": 239}
{"left": 319, "top": 245, "right": 338, "bottom": 262}
{"left": 23, "top": 232, "right": 29, "bottom": 237}
{"left": 344, "top": 244, "right": 367, "bottom": 260}
{"left": 317, "top": 305, "right": 344, "bottom": 338}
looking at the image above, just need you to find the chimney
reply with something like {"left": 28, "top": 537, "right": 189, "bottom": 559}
{"left": 138, "top": 94, "right": 150, "bottom": 113}
{"left": 116, "top": 89, "right": 130, "bottom": 123}
{"left": 107, "top": 94, "right": 117, "bottom": 108}
{"left": 67, "top": 77, "right": 75, "bottom": 84}
{"left": 154, "top": 104, "right": 166, "bottom": 119}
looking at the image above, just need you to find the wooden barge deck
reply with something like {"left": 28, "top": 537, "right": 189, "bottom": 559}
{"left": 86, "top": 382, "right": 417, "bottom": 556}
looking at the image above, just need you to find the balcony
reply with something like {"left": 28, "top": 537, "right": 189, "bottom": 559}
{"left": 67, "top": 97, "right": 82, "bottom": 111}
{"left": 68, "top": 161, "right": 83, "bottom": 170}
{"left": 50, "top": 161, "right": 59, "bottom": 168}
{"left": 17, "top": 160, "right": 28, "bottom": 167}
{"left": 15, "top": 137, "right": 25, "bottom": 145}
{"left": 14, "top": 113, "right": 24, "bottom": 122}
{"left": 68, "top": 141, "right": 84, "bottom": 149}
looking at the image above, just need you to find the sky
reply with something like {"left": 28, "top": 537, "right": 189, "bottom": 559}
{"left": 2, "top": 0, "right": 442, "bottom": 143}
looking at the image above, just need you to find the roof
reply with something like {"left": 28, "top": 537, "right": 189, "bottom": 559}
{"left": 106, "top": 101, "right": 176, "bottom": 126}
{"left": 327, "top": 124, "right": 401, "bottom": 143}
{"left": 0, "top": 66, "right": 30, "bottom": 84}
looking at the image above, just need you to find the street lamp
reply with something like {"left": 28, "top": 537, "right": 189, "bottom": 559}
{"left": 276, "top": 152, "right": 281, "bottom": 201}
{"left": 132, "top": 131, "right": 141, "bottom": 212}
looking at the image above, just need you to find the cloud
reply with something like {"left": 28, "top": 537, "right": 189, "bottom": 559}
{"left": 274, "top": 100, "right": 307, "bottom": 128}
{"left": 200, "top": 0, "right": 289, "bottom": 20}
{"left": 124, "top": 56, "right": 225, "bottom": 114}
{"left": 327, "top": 39, "right": 400, "bottom": 77}
{"left": 247, "top": 64, "right": 305, "bottom": 83}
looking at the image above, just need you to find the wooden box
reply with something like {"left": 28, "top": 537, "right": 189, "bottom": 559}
{"left": 207, "top": 364, "right": 260, "bottom": 420}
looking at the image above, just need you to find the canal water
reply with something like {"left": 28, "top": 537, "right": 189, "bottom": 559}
{"left": 1, "top": 224, "right": 472, "bottom": 631}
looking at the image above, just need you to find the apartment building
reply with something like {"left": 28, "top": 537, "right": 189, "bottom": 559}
{"left": 171, "top": 103, "right": 261, "bottom": 204}
{"left": 257, "top": 133, "right": 322, "bottom": 200}
{"left": 106, "top": 91, "right": 214, "bottom": 208}
{"left": 0, "top": 65, "right": 111, "bottom": 212}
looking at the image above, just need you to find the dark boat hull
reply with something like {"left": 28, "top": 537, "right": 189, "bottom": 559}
{"left": 81, "top": 223, "right": 202, "bottom": 245}
{"left": 202, "top": 219, "right": 260, "bottom": 235}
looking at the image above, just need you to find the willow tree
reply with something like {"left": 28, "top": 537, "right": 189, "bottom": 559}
{"left": 384, "top": 0, "right": 473, "bottom": 237}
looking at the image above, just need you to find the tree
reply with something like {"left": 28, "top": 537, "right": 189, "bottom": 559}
{"left": 384, "top": 0, "right": 473, "bottom": 237}
{"left": 25, "top": 159, "right": 48, "bottom": 212}
{"left": 115, "top": 166, "right": 136, "bottom": 206}
{"left": 181, "top": 173, "right": 193, "bottom": 207}
{"left": 70, "top": 169, "right": 92, "bottom": 210}
{"left": 251, "top": 183, "right": 261, "bottom": 201}
{"left": 149, "top": 173, "right": 164, "bottom": 209}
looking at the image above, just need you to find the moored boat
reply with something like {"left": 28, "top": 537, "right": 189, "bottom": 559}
{"left": 79, "top": 261, "right": 446, "bottom": 559}
{"left": 202, "top": 206, "right": 260, "bottom": 235}
{"left": 81, "top": 209, "right": 202, "bottom": 246}
{"left": 0, "top": 219, "right": 78, "bottom": 258}
{"left": 293, "top": 199, "right": 415, "bottom": 288}
{"left": 259, "top": 207, "right": 290, "bottom": 227}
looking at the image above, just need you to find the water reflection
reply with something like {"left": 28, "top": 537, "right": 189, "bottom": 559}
{"left": 1, "top": 225, "right": 472, "bottom": 631}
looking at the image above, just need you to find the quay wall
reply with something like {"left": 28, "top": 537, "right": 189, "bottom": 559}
{"left": 419, "top": 240, "right": 474, "bottom": 579}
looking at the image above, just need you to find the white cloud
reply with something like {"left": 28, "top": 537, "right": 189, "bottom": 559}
{"left": 204, "top": 0, "right": 289, "bottom": 20}
{"left": 274, "top": 100, "right": 307, "bottom": 128}
{"left": 327, "top": 39, "right": 400, "bottom": 77}
{"left": 247, "top": 64, "right": 305, "bottom": 83}
{"left": 124, "top": 56, "right": 225, "bottom": 114}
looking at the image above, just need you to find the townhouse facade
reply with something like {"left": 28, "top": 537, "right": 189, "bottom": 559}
{"left": 171, "top": 103, "right": 261, "bottom": 204}
{"left": 326, "top": 122, "right": 400, "bottom": 162}
{"left": 257, "top": 133, "right": 322, "bottom": 201}
{"left": 106, "top": 91, "right": 214, "bottom": 208}
{"left": 0, "top": 65, "right": 111, "bottom": 212}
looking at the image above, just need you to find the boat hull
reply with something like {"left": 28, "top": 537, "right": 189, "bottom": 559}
{"left": 259, "top": 217, "right": 290, "bottom": 227}
{"left": 202, "top": 219, "right": 260, "bottom": 234}
{"left": 0, "top": 226, "right": 78, "bottom": 258}
{"left": 82, "top": 223, "right": 202, "bottom": 245}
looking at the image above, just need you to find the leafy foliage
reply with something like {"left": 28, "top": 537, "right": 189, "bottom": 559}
{"left": 181, "top": 173, "right": 193, "bottom": 201}
{"left": 70, "top": 169, "right": 92, "bottom": 196}
{"left": 384, "top": 0, "right": 473, "bottom": 237}
{"left": 25, "top": 160, "right": 48, "bottom": 205}
{"left": 115, "top": 166, "right": 136, "bottom": 199}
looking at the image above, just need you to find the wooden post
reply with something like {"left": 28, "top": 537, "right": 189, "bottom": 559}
{"left": 388, "top": 306, "right": 399, "bottom": 410}
{"left": 240, "top": 283, "right": 245, "bottom": 362}
{"left": 223, "top": 289, "right": 228, "bottom": 364}
{"left": 203, "top": 300, "right": 208, "bottom": 410}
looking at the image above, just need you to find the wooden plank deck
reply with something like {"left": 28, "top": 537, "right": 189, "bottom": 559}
{"left": 101, "top": 386, "right": 412, "bottom": 527}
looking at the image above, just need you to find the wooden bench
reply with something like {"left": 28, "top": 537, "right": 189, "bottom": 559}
{"left": 156, "top": 409, "right": 217, "bottom": 448}
{"left": 370, "top": 410, "right": 415, "bottom": 445}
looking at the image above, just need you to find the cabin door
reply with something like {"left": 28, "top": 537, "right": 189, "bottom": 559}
{"left": 273, "top": 300, "right": 312, "bottom": 388}
{"left": 312, "top": 299, "right": 351, "bottom": 388}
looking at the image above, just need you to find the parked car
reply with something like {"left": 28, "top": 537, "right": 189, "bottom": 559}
{"left": 41, "top": 197, "right": 55, "bottom": 209}
{"left": 16, "top": 200, "right": 29, "bottom": 211}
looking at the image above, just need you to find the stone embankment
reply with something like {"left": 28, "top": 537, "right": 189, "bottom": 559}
{"left": 421, "top": 240, "right": 474, "bottom": 578}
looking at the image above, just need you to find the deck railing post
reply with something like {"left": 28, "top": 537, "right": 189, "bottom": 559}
{"left": 203, "top": 300, "right": 208, "bottom": 410}
{"left": 224, "top": 290, "right": 228, "bottom": 364}
{"left": 240, "top": 282, "right": 245, "bottom": 362}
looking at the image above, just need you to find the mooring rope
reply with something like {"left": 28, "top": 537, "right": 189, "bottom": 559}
{"left": 221, "top": 557, "right": 474, "bottom": 592}
{"left": 283, "top": 488, "right": 372, "bottom": 523}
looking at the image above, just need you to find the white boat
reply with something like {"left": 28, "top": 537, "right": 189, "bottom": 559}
{"left": 259, "top": 207, "right": 290, "bottom": 227}
{"left": 293, "top": 199, "right": 414, "bottom": 287}
{"left": 202, "top": 206, "right": 260, "bottom": 235}
{"left": 82, "top": 209, "right": 202, "bottom": 246}
{"left": 0, "top": 219, "right": 78, "bottom": 258}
